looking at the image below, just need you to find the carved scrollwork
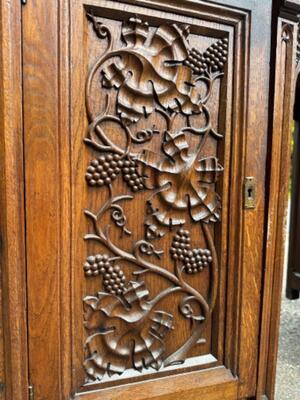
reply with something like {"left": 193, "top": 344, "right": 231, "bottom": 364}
{"left": 131, "top": 126, "right": 160, "bottom": 144}
{"left": 83, "top": 14, "right": 227, "bottom": 383}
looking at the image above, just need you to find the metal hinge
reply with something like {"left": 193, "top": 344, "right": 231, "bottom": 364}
{"left": 21, "top": 0, "right": 27, "bottom": 5}
{"left": 28, "top": 385, "right": 34, "bottom": 400}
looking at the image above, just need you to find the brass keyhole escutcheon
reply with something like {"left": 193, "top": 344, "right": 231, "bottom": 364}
{"left": 244, "top": 177, "right": 257, "bottom": 209}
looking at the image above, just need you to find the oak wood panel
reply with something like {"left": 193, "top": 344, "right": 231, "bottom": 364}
{"left": 257, "top": 17, "right": 297, "bottom": 400}
{"left": 97, "top": 2, "right": 274, "bottom": 398}
{"left": 211, "top": 2, "right": 274, "bottom": 398}
{"left": 236, "top": 2, "right": 273, "bottom": 397}
{"left": 18, "top": 0, "right": 289, "bottom": 399}
{"left": 0, "top": 0, "right": 28, "bottom": 399}
{"left": 72, "top": 3, "right": 227, "bottom": 394}
{"left": 74, "top": 367, "right": 238, "bottom": 400}
{"left": 69, "top": 3, "right": 252, "bottom": 398}
{"left": 22, "top": 1, "right": 72, "bottom": 399}
{"left": 265, "top": 20, "right": 297, "bottom": 400}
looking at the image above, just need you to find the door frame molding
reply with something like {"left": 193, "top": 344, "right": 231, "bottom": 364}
{"left": 0, "top": 1, "right": 28, "bottom": 399}
{"left": 257, "top": 2, "right": 298, "bottom": 398}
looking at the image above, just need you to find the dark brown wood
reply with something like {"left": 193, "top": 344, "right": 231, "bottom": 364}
{"left": 0, "top": 1, "right": 29, "bottom": 400}
{"left": 1, "top": 0, "right": 298, "bottom": 399}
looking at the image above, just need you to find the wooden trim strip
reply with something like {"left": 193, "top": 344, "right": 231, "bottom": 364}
{"left": 257, "top": 18, "right": 297, "bottom": 400}
{"left": 0, "top": 0, "right": 28, "bottom": 399}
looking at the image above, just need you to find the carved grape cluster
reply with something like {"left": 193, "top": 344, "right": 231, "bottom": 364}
{"left": 102, "top": 264, "right": 127, "bottom": 295}
{"left": 85, "top": 154, "right": 123, "bottom": 187}
{"left": 122, "top": 158, "right": 145, "bottom": 192}
{"left": 83, "top": 254, "right": 127, "bottom": 295}
{"left": 170, "top": 229, "right": 191, "bottom": 259}
{"left": 184, "top": 248, "right": 212, "bottom": 274}
{"left": 85, "top": 154, "right": 145, "bottom": 192}
{"left": 170, "top": 229, "right": 212, "bottom": 274}
{"left": 184, "top": 38, "right": 228, "bottom": 74}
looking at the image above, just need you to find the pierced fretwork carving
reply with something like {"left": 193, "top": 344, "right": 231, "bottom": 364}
{"left": 83, "top": 14, "right": 228, "bottom": 384}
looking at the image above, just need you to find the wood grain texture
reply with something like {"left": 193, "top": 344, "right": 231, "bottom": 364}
{"left": 80, "top": 11, "right": 228, "bottom": 386}
{"left": 16, "top": 0, "right": 293, "bottom": 399}
{"left": 0, "top": 0, "right": 28, "bottom": 399}
{"left": 70, "top": 2, "right": 244, "bottom": 397}
{"left": 236, "top": 2, "right": 273, "bottom": 397}
{"left": 74, "top": 367, "right": 238, "bottom": 400}
{"left": 257, "top": 18, "right": 297, "bottom": 400}
{"left": 22, "top": 1, "right": 72, "bottom": 399}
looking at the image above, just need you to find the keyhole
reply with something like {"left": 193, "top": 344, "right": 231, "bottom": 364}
{"left": 245, "top": 178, "right": 256, "bottom": 209}
{"left": 248, "top": 187, "right": 253, "bottom": 199}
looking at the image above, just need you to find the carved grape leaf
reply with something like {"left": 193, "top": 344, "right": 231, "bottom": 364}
{"left": 83, "top": 281, "right": 173, "bottom": 381}
{"left": 162, "top": 131, "right": 189, "bottom": 164}
{"left": 135, "top": 131, "right": 222, "bottom": 225}
{"left": 195, "top": 157, "right": 224, "bottom": 183}
{"left": 136, "top": 130, "right": 189, "bottom": 174}
{"left": 102, "top": 17, "right": 201, "bottom": 124}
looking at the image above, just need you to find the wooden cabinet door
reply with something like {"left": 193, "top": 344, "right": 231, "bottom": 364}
{"left": 20, "top": 0, "right": 279, "bottom": 399}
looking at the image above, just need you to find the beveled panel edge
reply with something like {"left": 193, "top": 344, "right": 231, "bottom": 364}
{"left": 74, "top": 366, "right": 238, "bottom": 400}
{"left": 83, "top": 0, "right": 250, "bottom": 27}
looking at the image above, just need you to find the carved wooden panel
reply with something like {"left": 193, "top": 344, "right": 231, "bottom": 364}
{"left": 22, "top": 0, "right": 275, "bottom": 398}
{"left": 82, "top": 14, "right": 228, "bottom": 383}
{"left": 69, "top": 2, "right": 241, "bottom": 392}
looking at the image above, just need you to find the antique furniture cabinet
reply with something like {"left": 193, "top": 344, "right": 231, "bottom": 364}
{"left": 0, "top": 0, "right": 299, "bottom": 399}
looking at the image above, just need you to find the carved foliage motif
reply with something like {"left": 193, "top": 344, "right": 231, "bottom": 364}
{"left": 83, "top": 15, "right": 228, "bottom": 384}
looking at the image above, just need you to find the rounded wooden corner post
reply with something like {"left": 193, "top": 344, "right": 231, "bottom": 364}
{"left": 0, "top": 0, "right": 29, "bottom": 399}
